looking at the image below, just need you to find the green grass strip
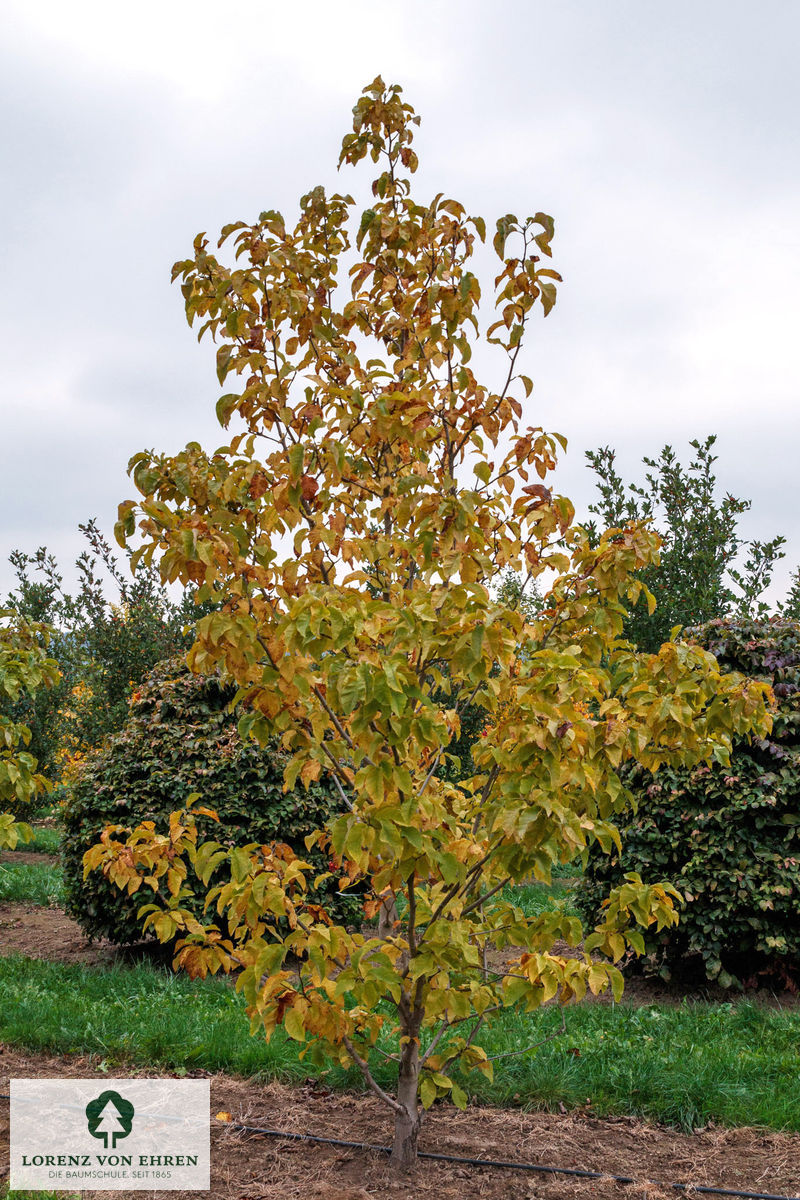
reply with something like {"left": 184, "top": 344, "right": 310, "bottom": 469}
{"left": 508, "top": 878, "right": 579, "bottom": 918}
{"left": 0, "top": 954, "right": 299, "bottom": 1079}
{"left": 0, "top": 864, "right": 64, "bottom": 906}
{"left": 467, "top": 994, "right": 800, "bottom": 1131}
{"left": 24, "top": 825, "right": 62, "bottom": 855}
{"left": 2, "top": 1188, "right": 77, "bottom": 1200}
{"left": 1, "top": 954, "right": 798, "bottom": 1133}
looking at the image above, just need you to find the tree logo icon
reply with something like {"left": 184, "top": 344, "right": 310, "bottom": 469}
{"left": 85, "top": 1090, "right": 135, "bottom": 1149}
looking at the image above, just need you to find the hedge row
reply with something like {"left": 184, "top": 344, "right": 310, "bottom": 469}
{"left": 577, "top": 618, "right": 800, "bottom": 987}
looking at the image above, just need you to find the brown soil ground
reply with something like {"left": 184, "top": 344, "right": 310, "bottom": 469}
{"left": 0, "top": 903, "right": 122, "bottom": 966}
{"left": 2, "top": 1045, "right": 800, "bottom": 1200}
{"left": 0, "top": 848, "right": 57, "bottom": 866}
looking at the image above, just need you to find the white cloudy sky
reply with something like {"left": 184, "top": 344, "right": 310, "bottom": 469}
{"left": 2, "top": 0, "right": 798, "bottom": 603}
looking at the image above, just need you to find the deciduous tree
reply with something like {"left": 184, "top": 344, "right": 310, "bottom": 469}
{"left": 0, "top": 609, "right": 60, "bottom": 844}
{"left": 4, "top": 521, "right": 209, "bottom": 776}
{"left": 90, "top": 78, "right": 772, "bottom": 1168}
{"left": 584, "top": 437, "right": 785, "bottom": 651}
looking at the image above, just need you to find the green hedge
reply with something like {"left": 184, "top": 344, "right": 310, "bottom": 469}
{"left": 577, "top": 618, "right": 800, "bottom": 987}
{"left": 62, "top": 658, "right": 358, "bottom": 945}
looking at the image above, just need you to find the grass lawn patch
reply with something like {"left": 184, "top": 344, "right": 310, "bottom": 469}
{"left": 468, "top": 994, "right": 800, "bottom": 1132}
{"left": 23, "top": 825, "right": 62, "bottom": 855}
{"left": 508, "top": 877, "right": 579, "bottom": 918}
{"left": 0, "top": 863, "right": 64, "bottom": 906}
{"left": 1, "top": 1188, "right": 77, "bottom": 1200}
{"left": 1, "top": 954, "right": 798, "bottom": 1133}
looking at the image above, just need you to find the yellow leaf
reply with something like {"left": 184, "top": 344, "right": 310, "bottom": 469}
{"left": 283, "top": 1006, "right": 305, "bottom": 1042}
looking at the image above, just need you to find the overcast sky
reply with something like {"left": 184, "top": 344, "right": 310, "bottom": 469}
{"left": 2, "top": 0, "right": 798, "bottom": 606}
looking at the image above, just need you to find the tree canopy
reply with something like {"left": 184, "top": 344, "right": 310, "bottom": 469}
{"left": 0, "top": 609, "right": 60, "bottom": 846}
{"left": 3, "top": 521, "right": 206, "bottom": 777}
{"left": 585, "top": 436, "right": 785, "bottom": 651}
{"left": 92, "top": 77, "right": 773, "bottom": 1168}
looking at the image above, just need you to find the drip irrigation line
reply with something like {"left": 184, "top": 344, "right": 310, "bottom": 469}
{"left": 222, "top": 1116, "right": 798, "bottom": 1200}
{"left": 0, "top": 1094, "right": 796, "bottom": 1200}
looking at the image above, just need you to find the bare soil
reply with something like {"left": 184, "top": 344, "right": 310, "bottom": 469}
{"left": 0, "top": 849, "right": 57, "bottom": 866}
{"left": 0, "top": 902, "right": 121, "bottom": 966}
{"left": 1, "top": 1045, "right": 799, "bottom": 1200}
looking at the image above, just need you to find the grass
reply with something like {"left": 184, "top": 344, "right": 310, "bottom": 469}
{"left": 22, "top": 824, "right": 62, "bottom": 855}
{"left": 2, "top": 1190, "right": 78, "bottom": 1200}
{"left": 465, "top": 993, "right": 800, "bottom": 1131}
{"left": 1, "top": 822, "right": 61, "bottom": 855}
{"left": 0, "top": 862, "right": 64, "bottom": 906}
{"left": 3, "top": 1190, "right": 78, "bottom": 1200}
{"left": 0, "top": 954, "right": 294, "bottom": 1078}
{"left": 508, "top": 877, "right": 579, "bottom": 919}
{"left": 1, "top": 953, "right": 798, "bottom": 1133}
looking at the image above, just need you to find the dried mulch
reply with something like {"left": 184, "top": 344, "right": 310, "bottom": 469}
{"left": 1, "top": 1045, "right": 799, "bottom": 1200}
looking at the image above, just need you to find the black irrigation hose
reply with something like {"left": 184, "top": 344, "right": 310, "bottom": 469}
{"left": 0, "top": 1095, "right": 797, "bottom": 1200}
{"left": 223, "top": 1117, "right": 799, "bottom": 1200}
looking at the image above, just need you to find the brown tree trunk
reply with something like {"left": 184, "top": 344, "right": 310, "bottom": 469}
{"left": 390, "top": 1037, "right": 422, "bottom": 1169}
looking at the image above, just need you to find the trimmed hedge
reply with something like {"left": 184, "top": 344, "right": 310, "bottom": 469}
{"left": 62, "top": 658, "right": 358, "bottom": 945}
{"left": 577, "top": 618, "right": 800, "bottom": 987}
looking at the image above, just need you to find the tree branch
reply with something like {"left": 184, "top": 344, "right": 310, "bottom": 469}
{"left": 317, "top": 741, "right": 355, "bottom": 811}
{"left": 419, "top": 1017, "right": 450, "bottom": 1067}
{"left": 342, "top": 1036, "right": 404, "bottom": 1116}
{"left": 460, "top": 873, "right": 511, "bottom": 919}
{"left": 472, "top": 763, "right": 500, "bottom": 835}
{"left": 312, "top": 684, "right": 376, "bottom": 767}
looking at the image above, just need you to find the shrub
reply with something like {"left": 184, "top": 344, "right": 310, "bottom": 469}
{"left": 577, "top": 617, "right": 800, "bottom": 987}
{"left": 62, "top": 658, "right": 357, "bottom": 945}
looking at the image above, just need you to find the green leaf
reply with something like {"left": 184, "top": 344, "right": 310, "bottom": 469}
{"left": 216, "top": 393, "right": 240, "bottom": 426}
{"left": 216, "top": 344, "right": 234, "bottom": 384}
{"left": 229, "top": 848, "right": 251, "bottom": 882}
{"left": 288, "top": 443, "right": 304, "bottom": 483}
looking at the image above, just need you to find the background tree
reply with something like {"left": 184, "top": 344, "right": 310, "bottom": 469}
{"left": 0, "top": 609, "right": 60, "bottom": 834}
{"left": 91, "top": 78, "right": 772, "bottom": 1169}
{"left": 584, "top": 436, "right": 785, "bottom": 652}
{"left": 494, "top": 568, "right": 544, "bottom": 622}
{"left": 3, "top": 520, "right": 209, "bottom": 777}
{"left": 779, "top": 567, "right": 800, "bottom": 621}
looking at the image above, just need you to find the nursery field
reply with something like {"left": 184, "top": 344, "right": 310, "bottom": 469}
{"left": 2, "top": 829, "right": 800, "bottom": 1200}
{"left": 4, "top": 46, "right": 800, "bottom": 1200}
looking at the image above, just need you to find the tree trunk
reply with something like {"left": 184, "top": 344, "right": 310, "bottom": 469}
{"left": 390, "top": 1038, "right": 422, "bottom": 1169}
